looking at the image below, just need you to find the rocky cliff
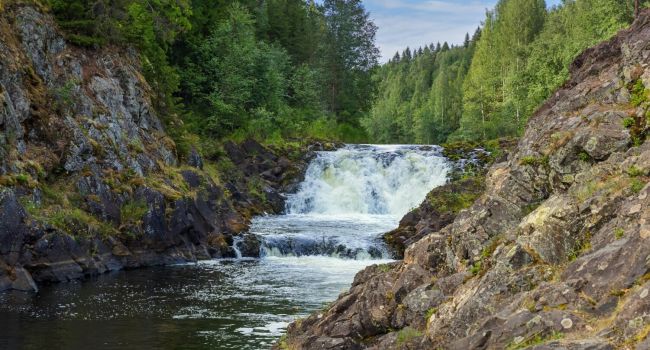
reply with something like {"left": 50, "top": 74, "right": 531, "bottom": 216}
{"left": 282, "top": 11, "right": 650, "bottom": 350}
{"left": 0, "top": 3, "right": 317, "bottom": 292}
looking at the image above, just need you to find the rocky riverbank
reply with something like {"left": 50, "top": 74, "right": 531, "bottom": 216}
{"left": 281, "top": 10, "right": 650, "bottom": 350}
{"left": 0, "top": 3, "right": 330, "bottom": 292}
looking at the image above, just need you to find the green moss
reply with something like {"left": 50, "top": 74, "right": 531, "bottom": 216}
{"left": 427, "top": 182, "right": 482, "bottom": 214}
{"left": 442, "top": 141, "right": 479, "bottom": 161}
{"left": 127, "top": 138, "right": 145, "bottom": 154}
{"left": 425, "top": 307, "right": 438, "bottom": 321}
{"left": 627, "top": 165, "right": 645, "bottom": 177}
{"left": 30, "top": 204, "right": 118, "bottom": 238}
{"left": 469, "top": 261, "right": 482, "bottom": 275}
{"left": 0, "top": 173, "right": 38, "bottom": 188}
{"left": 277, "top": 334, "right": 290, "bottom": 350}
{"left": 120, "top": 200, "right": 148, "bottom": 225}
{"left": 377, "top": 263, "right": 394, "bottom": 273}
{"left": 506, "top": 331, "right": 564, "bottom": 350}
{"left": 568, "top": 231, "right": 592, "bottom": 261}
{"left": 578, "top": 151, "right": 591, "bottom": 162}
{"left": 610, "top": 289, "right": 626, "bottom": 297}
{"left": 630, "top": 79, "right": 648, "bottom": 107}
{"left": 521, "top": 202, "right": 542, "bottom": 216}
{"left": 40, "top": 183, "right": 65, "bottom": 204}
{"left": 614, "top": 227, "right": 625, "bottom": 239}
{"left": 519, "top": 155, "right": 549, "bottom": 167}
{"left": 396, "top": 327, "right": 423, "bottom": 345}
{"left": 53, "top": 79, "right": 79, "bottom": 111}
{"left": 630, "top": 178, "right": 646, "bottom": 194}
{"left": 623, "top": 117, "right": 635, "bottom": 129}
{"left": 481, "top": 235, "right": 504, "bottom": 260}
{"left": 246, "top": 176, "right": 267, "bottom": 203}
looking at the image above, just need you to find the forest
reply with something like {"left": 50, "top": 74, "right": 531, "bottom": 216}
{"left": 48, "top": 0, "right": 647, "bottom": 147}
{"left": 365, "top": 0, "right": 646, "bottom": 144}
{"left": 47, "top": 0, "right": 379, "bottom": 153}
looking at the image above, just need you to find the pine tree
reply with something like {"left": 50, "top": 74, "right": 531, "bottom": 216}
{"left": 392, "top": 51, "right": 401, "bottom": 63}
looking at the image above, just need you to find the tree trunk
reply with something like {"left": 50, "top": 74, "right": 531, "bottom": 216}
{"left": 636, "top": 0, "right": 640, "bottom": 18}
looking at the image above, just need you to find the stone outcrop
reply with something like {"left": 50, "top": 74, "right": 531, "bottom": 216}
{"left": 0, "top": 3, "right": 313, "bottom": 292}
{"left": 282, "top": 10, "right": 650, "bottom": 350}
{"left": 384, "top": 139, "right": 517, "bottom": 258}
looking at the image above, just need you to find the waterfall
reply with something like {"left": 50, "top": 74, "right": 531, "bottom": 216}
{"left": 251, "top": 145, "right": 450, "bottom": 260}
{"left": 286, "top": 145, "right": 449, "bottom": 216}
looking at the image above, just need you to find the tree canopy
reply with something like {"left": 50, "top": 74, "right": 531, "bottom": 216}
{"left": 363, "top": 0, "right": 643, "bottom": 144}
{"left": 48, "top": 0, "right": 380, "bottom": 144}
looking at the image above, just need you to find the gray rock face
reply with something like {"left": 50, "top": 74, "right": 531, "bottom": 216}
{"left": 282, "top": 10, "right": 650, "bottom": 350}
{"left": 0, "top": 4, "right": 312, "bottom": 292}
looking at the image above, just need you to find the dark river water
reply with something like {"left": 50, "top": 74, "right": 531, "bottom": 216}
{"left": 0, "top": 253, "right": 390, "bottom": 350}
{"left": 0, "top": 145, "right": 449, "bottom": 350}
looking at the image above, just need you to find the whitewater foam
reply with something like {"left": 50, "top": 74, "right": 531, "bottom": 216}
{"left": 286, "top": 145, "right": 449, "bottom": 216}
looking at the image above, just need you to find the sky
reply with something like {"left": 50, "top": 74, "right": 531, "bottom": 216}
{"left": 364, "top": 0, "right": 563, "bottom": 62}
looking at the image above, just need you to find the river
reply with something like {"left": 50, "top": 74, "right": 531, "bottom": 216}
{"left": 0, "top": 145, "right": 449, "bottom": 350}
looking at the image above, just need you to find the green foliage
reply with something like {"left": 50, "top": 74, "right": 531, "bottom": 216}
{"left": 630, "top": 79, "right": 648, "bottom": 107}
{"left": 48, "top": 0, "right": 378, "bottom": 145}
{"left": 365, "top": 0, "right": 635, "bottom": 144}
{"left": 578, "top": 151, "right": 591, "bottom": 162}
{"left": 364, "top": 43, "right": 474, "bottom": 144}
{"left": 120, "top": 200, "right": 148, "bottom": 225}
{"left": 506, "top": 331, "right": 564, "bottom": 350}
{"left": 630, "top": 178, "right": 646, "bottom": 193}
{"left": 627, "top": 165, "right": 645, "bottom": 177}
{"left": 469, "top": 261, "right": 482, "bottom": 275}
{"left": 568, "top": 231, "right": 592, "bottom": 261}
{"left": 396, "top": 327, "right": 423, "bottom": 344}
{"left": 519, "top": 155, "right": 549, "bottom": 167}
{"left": 172, "top": 0, "right": 377, "bottom": 143}
{"left": 623, "top": 117, "right": 636, "bottom": 128}
{"left": 377, "top": 263, "right": 394, "bottom": 273}
{"left": 427, "top": 185, "right": 482, "bottom": 214}
{"left": 24, "top": 192, "right": 119, "bottom": 238}
{"left": 424, "top": 307, "right": 437, "bottom": 321}
{"left": 181, "top": 3, "right": 288, "bottom": 135}
{"left": 614, "top": 227, "right": 625, "bottom": 239}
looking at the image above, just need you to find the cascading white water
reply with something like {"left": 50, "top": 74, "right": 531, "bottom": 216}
{"left": 250, "top": 145, "right": 451, "bottom": 260}
{"left": 286, "top": 145, "right": 450, "bottom": 216}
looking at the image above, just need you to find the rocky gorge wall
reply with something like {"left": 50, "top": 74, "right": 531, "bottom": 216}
{"left": 282, "top": 10, "right": 650, "bottom": 350}
{"left": 0, "top": 3, "right": 321, "bottom": 292}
